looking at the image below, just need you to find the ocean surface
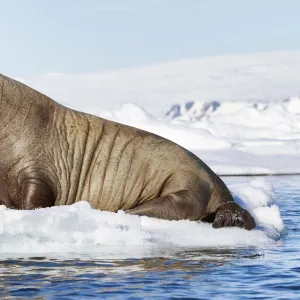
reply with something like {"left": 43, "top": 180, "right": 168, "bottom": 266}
{"left": 0, "top": 176, "right": 299, "bottom": 299}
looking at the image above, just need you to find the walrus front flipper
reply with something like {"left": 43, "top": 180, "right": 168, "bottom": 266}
{"left": 212, "top": 202, "right": 256, "bottom": 230}
{"left": 125, "top": 190, "right": 207, "bottom": 221}
{"left": 21, "top": 178, "right": 55, "bottom": 210}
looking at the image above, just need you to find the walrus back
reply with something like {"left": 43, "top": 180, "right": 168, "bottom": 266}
{"left": 0, "top": 74, "right": 234, "bottom": 216}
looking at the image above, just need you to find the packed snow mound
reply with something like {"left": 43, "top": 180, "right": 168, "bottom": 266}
{"left": 113, "top": 103, "right": 154, "bottom": 122}
{"left": 0, "top": 178, "right": 285, "bottom": 258}
{"left": 82, "top": 103, "right": 154, "bottom": 123}
{"left": 285, "top": 97, "right": 300, "bottom": 114}
{"left": 120, "top": 121, "right": 231, "bottom": 150}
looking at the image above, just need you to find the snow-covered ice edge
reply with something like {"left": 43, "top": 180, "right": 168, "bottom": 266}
{"left": 0, "top": 178, "right": 285, "bottom": 259}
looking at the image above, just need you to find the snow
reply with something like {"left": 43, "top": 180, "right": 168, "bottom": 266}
{"left": 16, "top": 51, "right": 300, "bottom": 174}
{"left": 2, "top": 51, "right": 298, "bottom": 257}
{"left": 0, "top": 178, "right": 285, "bottom": 259}
{"left": 89, "top": 97, "right": 300, "bottom": 175}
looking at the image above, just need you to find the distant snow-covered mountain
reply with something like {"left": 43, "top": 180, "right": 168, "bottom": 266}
{"left": 165, "top": 97, "right": 300, "bottom": 123}
{"left": 14, "top": 51, "right": 300, "bottom": 116}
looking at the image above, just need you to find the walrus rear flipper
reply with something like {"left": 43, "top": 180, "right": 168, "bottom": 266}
{"left": 125, "top": 190, "right": 207, "bottom": 221}
{"left": 21, "top": 178, "right": 55, "bottom": 210}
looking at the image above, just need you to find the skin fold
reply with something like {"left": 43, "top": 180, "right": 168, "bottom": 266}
{"left": 0, "top": 74, "right": 256, "bottom": 230}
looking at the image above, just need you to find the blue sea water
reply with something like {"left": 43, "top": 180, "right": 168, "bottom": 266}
{"left": 0, "top": 176, "right": 299, "bottom": 299}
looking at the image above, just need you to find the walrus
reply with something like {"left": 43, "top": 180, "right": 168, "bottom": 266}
{"left": 0, "top": 74, "right": 256, "bottom": 230}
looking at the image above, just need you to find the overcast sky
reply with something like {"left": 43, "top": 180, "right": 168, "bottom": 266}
{"left": 1, "top": 0, "right": 300, "bottom": 76}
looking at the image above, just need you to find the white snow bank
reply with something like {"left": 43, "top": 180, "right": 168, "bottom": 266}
{"left": 164, "top": 98, "right": 300, "bottom": 174}
{"left": 124, "top": 121, "right": 231, "bottom": 150}
{"left": 84, "top": 98, "right": 300, "bottom": 174}
{"left": 0, "top": 179, "right": 284, "bottom": 259}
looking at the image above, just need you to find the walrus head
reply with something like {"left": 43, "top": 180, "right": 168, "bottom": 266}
{"left": 212, "top": 202, "right": 256, "bottom": 230}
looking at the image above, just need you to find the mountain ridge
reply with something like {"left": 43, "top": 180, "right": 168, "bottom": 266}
{"left": 12, "top": 51, "right": 300, "bottom": 116}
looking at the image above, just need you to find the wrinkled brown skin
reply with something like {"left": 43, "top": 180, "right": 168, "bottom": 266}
{"left": 0, "top": 74, "right": 256, "bottom": 230}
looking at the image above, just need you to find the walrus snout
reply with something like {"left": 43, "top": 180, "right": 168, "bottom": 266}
{"left": 212, "top": 202, "right": 256, "bottom": 230}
